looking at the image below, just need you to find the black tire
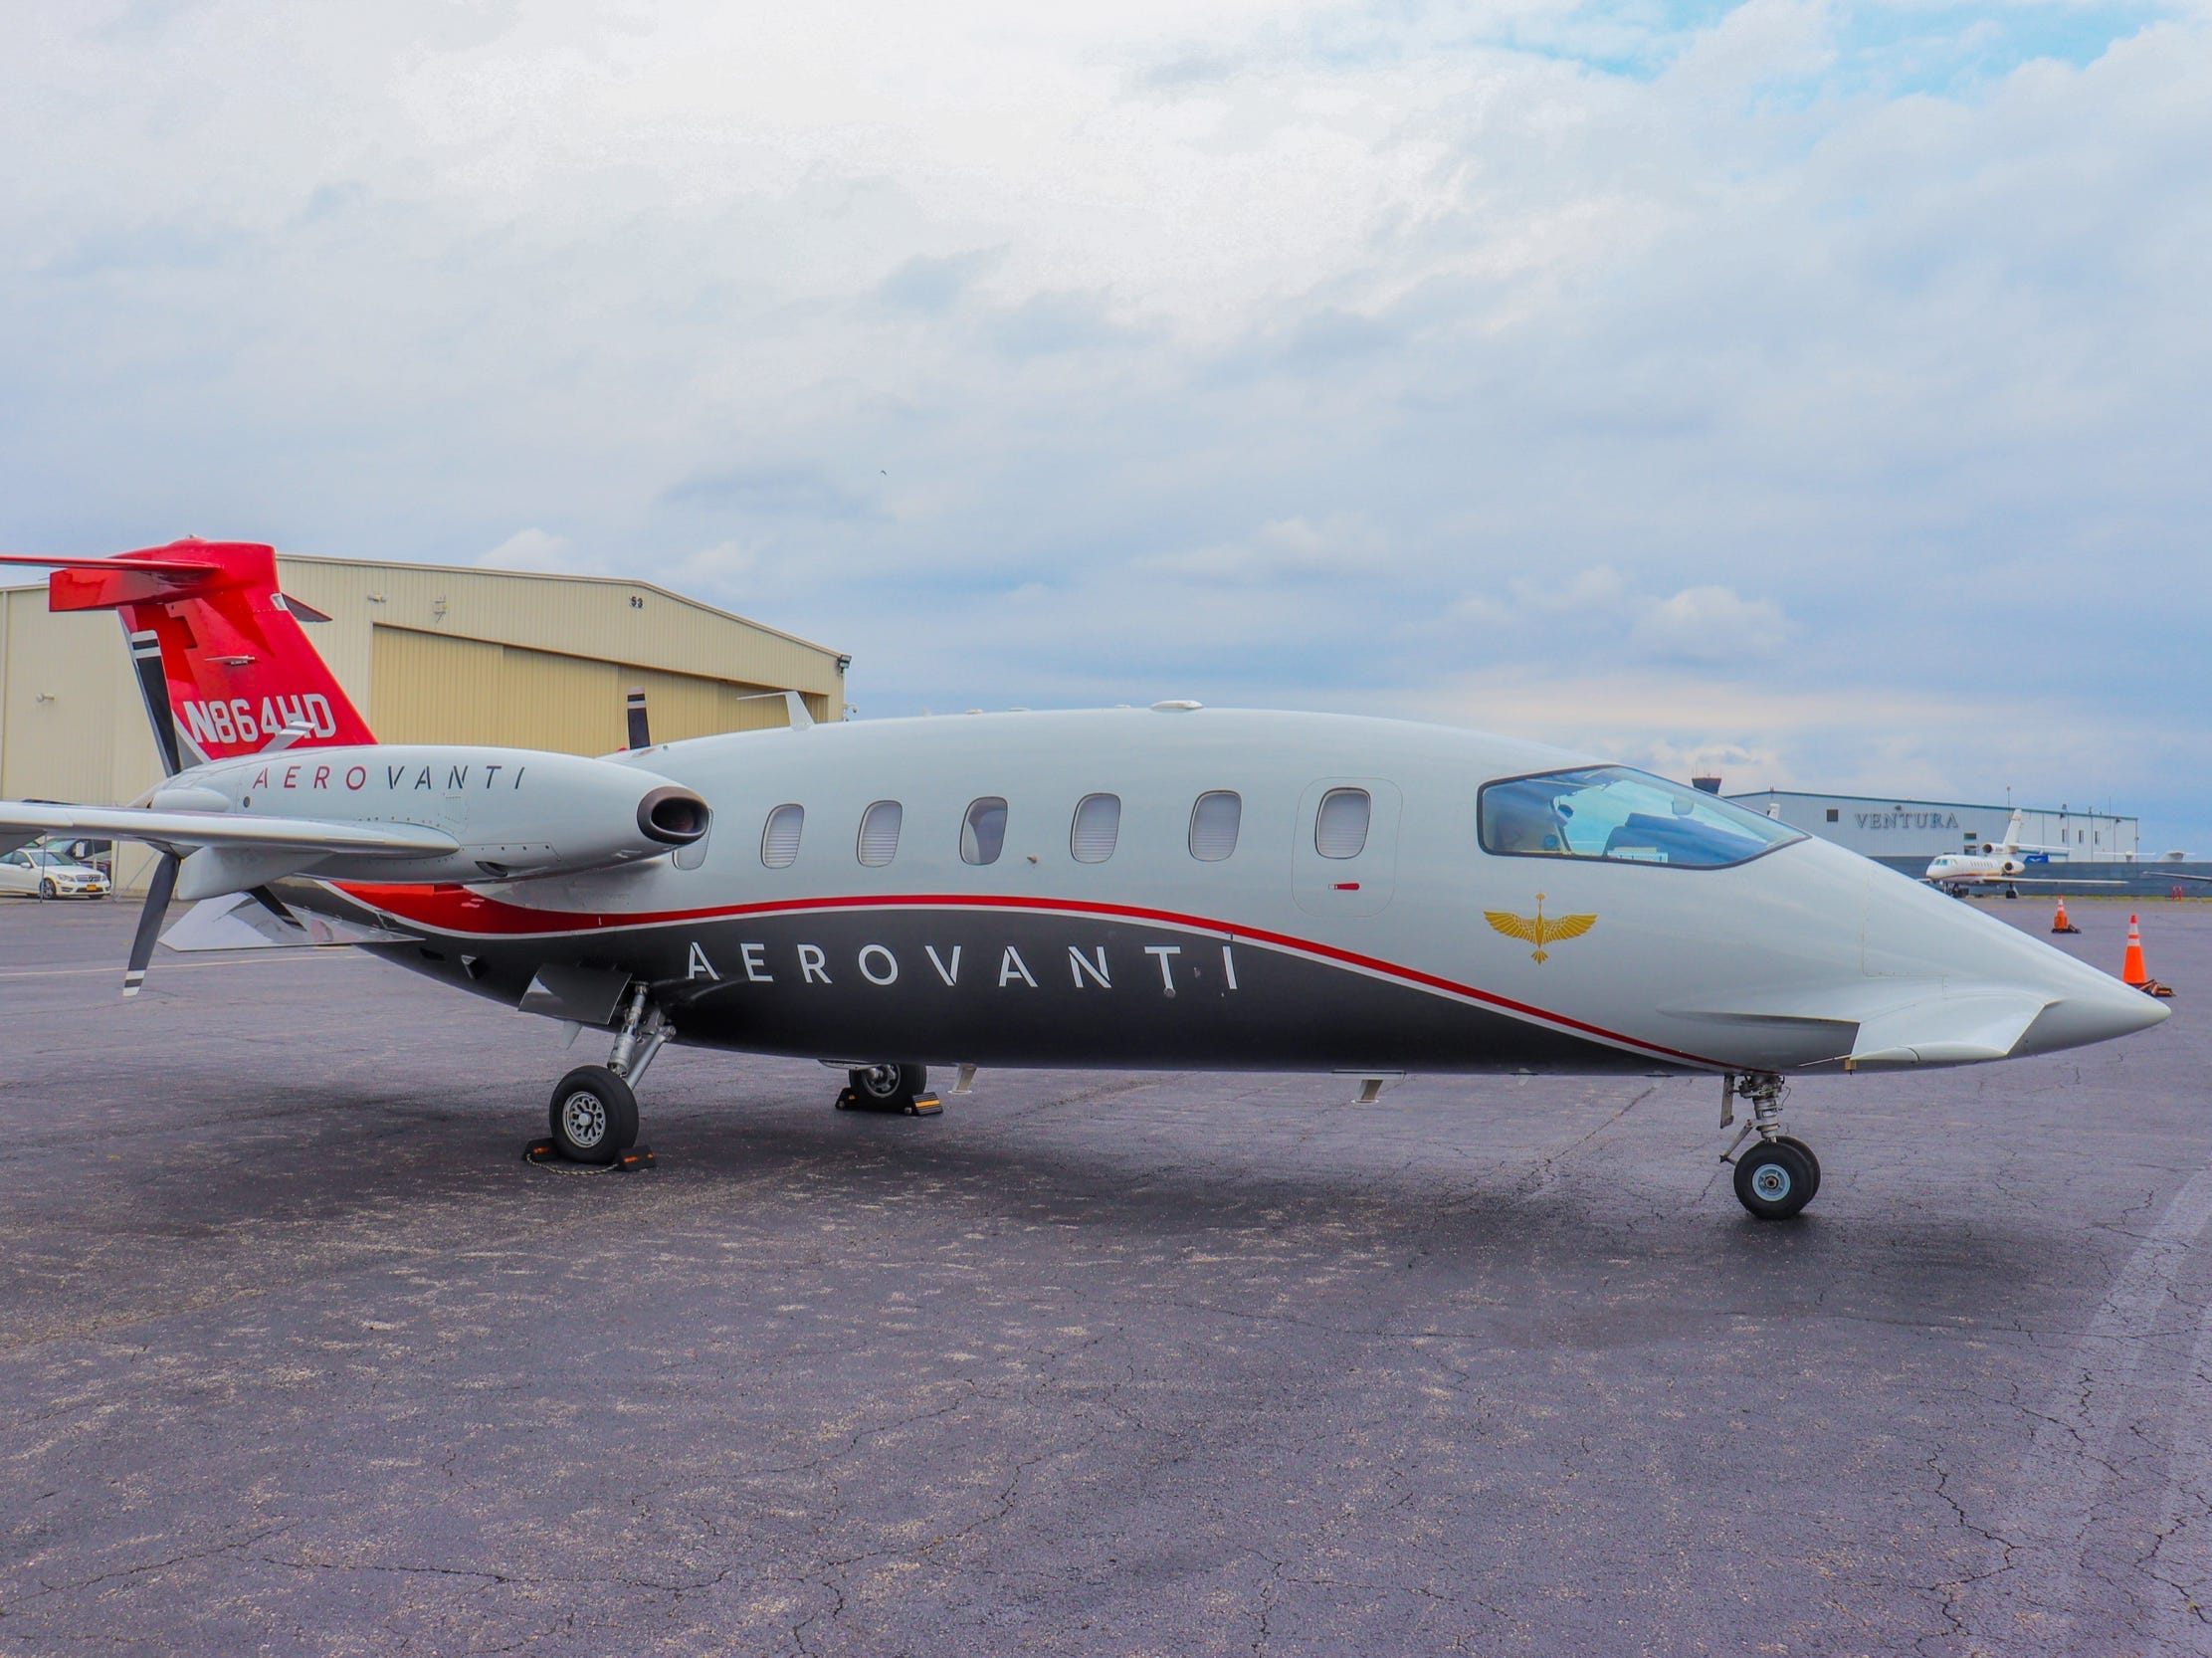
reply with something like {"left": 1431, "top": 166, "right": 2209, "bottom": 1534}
{"left": 1772, "top": 1135, "right": 1822, "bottom": 1200}
{"left": 547, "top": 1065, "right": 639, "bottom": 1163}
{"left": 847, "top": 1063, "right": 925, "bottom": 1108}
{"left": 1734, "top": 1140, "right": 1815, "bottom": 1220}
{"left": 38, "top": 879, "right": 56, "bottom": 900}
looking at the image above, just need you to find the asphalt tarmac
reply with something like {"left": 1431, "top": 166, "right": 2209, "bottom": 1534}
{"left": 3, "top": 895, "right": 2210, "bottom": 1657}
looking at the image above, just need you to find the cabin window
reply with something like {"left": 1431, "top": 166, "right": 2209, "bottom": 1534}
{"left": 1314, "top": 788, "right": 1370, "bottom": 859}
{"left": 857, "top": 800, "right": 903, "bottom": 866}
{"left": 1479, "top": 766, "right": 1803, "bottom": 869}
{"left": 760, "top": 803, "right": 804, "bottom": 868}
{"left": 961, "top": 797, "right": 1008, "bottom": 866}
{"left": 1070, "top": 793, "right": 1120, "bottom": 863}
{"left": 1825, "top": 808, "right": 1839, "bottom": 822}
{"left": 1188, "top": 791, "right": 1242, "bottom": 862}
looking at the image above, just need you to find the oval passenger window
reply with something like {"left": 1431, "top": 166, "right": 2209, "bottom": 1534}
{"left": 1070, "top": 793, "right": 1120, "bottom": 863}
{"left": 1188, "top": 791, "right": 1241, "bottom": 862}
{"left": 760, "top": 803, "right": 804, "bottom": 868}
{"left": 961, "top": 797, "right": 1008, "bottom": 866}
{"left": 1314, "top": 788, "right": 1370, "bottom": 859}
{"left": 857, "top": 800, "right": 902, "bottom": 866}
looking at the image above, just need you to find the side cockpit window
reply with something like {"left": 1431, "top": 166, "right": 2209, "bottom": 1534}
{"left": 1479, "top": 766, "right": 1803, "bottom": 869}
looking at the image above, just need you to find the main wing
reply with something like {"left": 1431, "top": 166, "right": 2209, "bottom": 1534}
{"left": 0, "top": 800, "right": 456, "bottom": 861}
{"left": 1, "top": 797, "right": 457, "bottom": 998}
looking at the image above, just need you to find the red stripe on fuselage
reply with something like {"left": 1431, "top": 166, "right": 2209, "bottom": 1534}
{"left": 333, "top": 882, "right": 1731, "bottom": 1070}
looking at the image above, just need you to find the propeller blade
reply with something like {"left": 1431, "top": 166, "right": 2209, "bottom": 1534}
{"left": 123, "top": 852, "right": 180, "bottom": 998}
{"left": 625, "top": 687, "right": 650, "bottom": 750}
{"left": 245, "top": 884, "right": 298, "bottom": 926}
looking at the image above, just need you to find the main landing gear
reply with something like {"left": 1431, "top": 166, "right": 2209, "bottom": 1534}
{"left": 531, "top": 984, "right": 669, "bottom": 1169}
{"left": 1721, "top": 1073, "right": 1821, "bottom": 1220}
{"left": 835, "top": 1063, "right": 941, "bottom": 1116}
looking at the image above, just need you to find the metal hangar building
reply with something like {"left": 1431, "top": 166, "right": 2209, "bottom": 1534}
{"left": 1724, "top": 789, "right": 2140, "bottom": 869}
{"left": 1, "top": 552, "right": 849, "bottom": 883}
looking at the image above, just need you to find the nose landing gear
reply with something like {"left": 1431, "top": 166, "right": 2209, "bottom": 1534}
{"left": 1721, "top": 1073, "right": 1820, "bottom": 1219}
{"left": 532, "top": 984, "right": 669, "bottom": 1167}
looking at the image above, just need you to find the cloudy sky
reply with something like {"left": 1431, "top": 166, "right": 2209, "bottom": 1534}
{"left": 4, "top": 1, "right": 2208, "bottom": 840}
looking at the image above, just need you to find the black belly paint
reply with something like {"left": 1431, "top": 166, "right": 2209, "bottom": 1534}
{"left": 291, "top": 887, "right": 1690, "bottom": 1076}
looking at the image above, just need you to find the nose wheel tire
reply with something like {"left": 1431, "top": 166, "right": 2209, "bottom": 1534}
{"left": 1734, "top": 1139, "right": 1817, "bottom": 1220}
{"left": 548, "top": 1065, "right": 639, "bottom": 1163}
{"left": 1770, "top": 1135, "right": 1821, "bottom": 1200}
{"left": 840, "top": 1063, "right": 927, "bottom": 1111}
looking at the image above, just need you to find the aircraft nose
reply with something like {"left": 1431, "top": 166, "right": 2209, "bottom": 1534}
{"left": 2014, "top": 960, "right": 2171, "bottom": 1056}
{"left": 1855, "top": 856, "right": 2172, "bottom": 1061}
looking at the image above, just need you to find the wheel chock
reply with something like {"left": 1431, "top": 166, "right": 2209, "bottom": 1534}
{"left": 523, "top": 1137, "right": 561, "bottom": 1163}
{"left": 837, "top": 1088, "right": 942, "bottom": 1115}
{"left": 613, "top": 1145, "right": 658, "bottom": 1171}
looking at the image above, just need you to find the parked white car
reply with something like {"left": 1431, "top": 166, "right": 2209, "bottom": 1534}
{"left": 0, "top": 847, "right": 111, "bottom": 899}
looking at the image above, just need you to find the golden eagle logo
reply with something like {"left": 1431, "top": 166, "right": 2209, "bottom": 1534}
{"left": 1485, "top": 893, "right": 1597, "bottom": 963}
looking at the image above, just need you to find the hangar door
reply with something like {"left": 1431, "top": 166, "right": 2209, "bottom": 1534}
{"left": 370, "top": 626, "right": 800, "bottom": 754}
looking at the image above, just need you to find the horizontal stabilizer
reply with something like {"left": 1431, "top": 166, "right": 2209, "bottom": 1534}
{"left": 1846, "top": 989, "right": 2052, "bottom": 1070}
{"left": 0, "top": 800, "right": 458, "bottom": 860}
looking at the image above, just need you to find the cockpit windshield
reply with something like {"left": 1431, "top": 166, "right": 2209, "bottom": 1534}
{"left": 1479, "top": 766, "right": 1805, "bottom": 869}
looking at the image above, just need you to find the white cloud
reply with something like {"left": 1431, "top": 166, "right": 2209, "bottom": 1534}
{"left": 1629, "top": 585, "right": 1794, "bottom": 662}
{"left": 3, "top": 2, "right": 2210, "bottom": 838}
{"left": 478, "top": 527, "right": 577, "bottom": 572}
{"left": 1135, "top": 515, "right": 1386, "bottom": 583}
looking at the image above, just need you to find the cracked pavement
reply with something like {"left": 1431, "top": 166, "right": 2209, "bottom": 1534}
{"left": 3, "top": 898, "right": 2210, "bottom": 1655}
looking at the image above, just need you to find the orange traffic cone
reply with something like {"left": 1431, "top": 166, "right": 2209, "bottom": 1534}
{"left": 2053, "top": 898, "right": 2081, "bottom": 934}
{"left": 2121, "top": 915, "right": 2174, "bottom": 996}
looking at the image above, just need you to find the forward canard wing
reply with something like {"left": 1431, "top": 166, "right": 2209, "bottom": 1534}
{"left": 1843, "top": 989, "right": 2053, "bottom": 1069}
{"left": 1662, "top": 981, "right": 2057, "bottom": 1071}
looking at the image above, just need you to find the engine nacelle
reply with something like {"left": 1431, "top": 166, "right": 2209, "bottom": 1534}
{"left": 180, "top": 745, "right": 709, "bottom": 886}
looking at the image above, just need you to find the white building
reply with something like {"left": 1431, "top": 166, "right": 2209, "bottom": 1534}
{"left": 1723, "top": 790, "right": 2139, "bottom": 863}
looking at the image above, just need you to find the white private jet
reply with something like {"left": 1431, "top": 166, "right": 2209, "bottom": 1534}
{"left": 1922, "top": 810, "right": 2126, "bottom": 899}
{"left": 0, "top": 541, "right": 2170, "bottom": 1220}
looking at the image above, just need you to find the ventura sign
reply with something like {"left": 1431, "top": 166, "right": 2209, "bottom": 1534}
{"left": 1855, "top": 811, "right": 1961, "bottom": 832}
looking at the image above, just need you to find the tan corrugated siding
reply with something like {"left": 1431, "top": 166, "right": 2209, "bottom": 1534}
{"left": 277, "top": 556, "right": 846, "bottom": 703}
{"left": 0, "top": 594, "right": 152, "bottom": 807}
{"left": 371, "top": 628, "right": 804, "bottom": 753}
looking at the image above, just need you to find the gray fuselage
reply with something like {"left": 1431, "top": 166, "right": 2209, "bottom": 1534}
{"left": 276, "top": 707, "right": 2163, "bottom": 1079}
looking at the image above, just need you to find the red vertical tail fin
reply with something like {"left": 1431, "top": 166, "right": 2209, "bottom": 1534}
{"left": 0, "top": 539, "right": 375, "bottom": 765}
